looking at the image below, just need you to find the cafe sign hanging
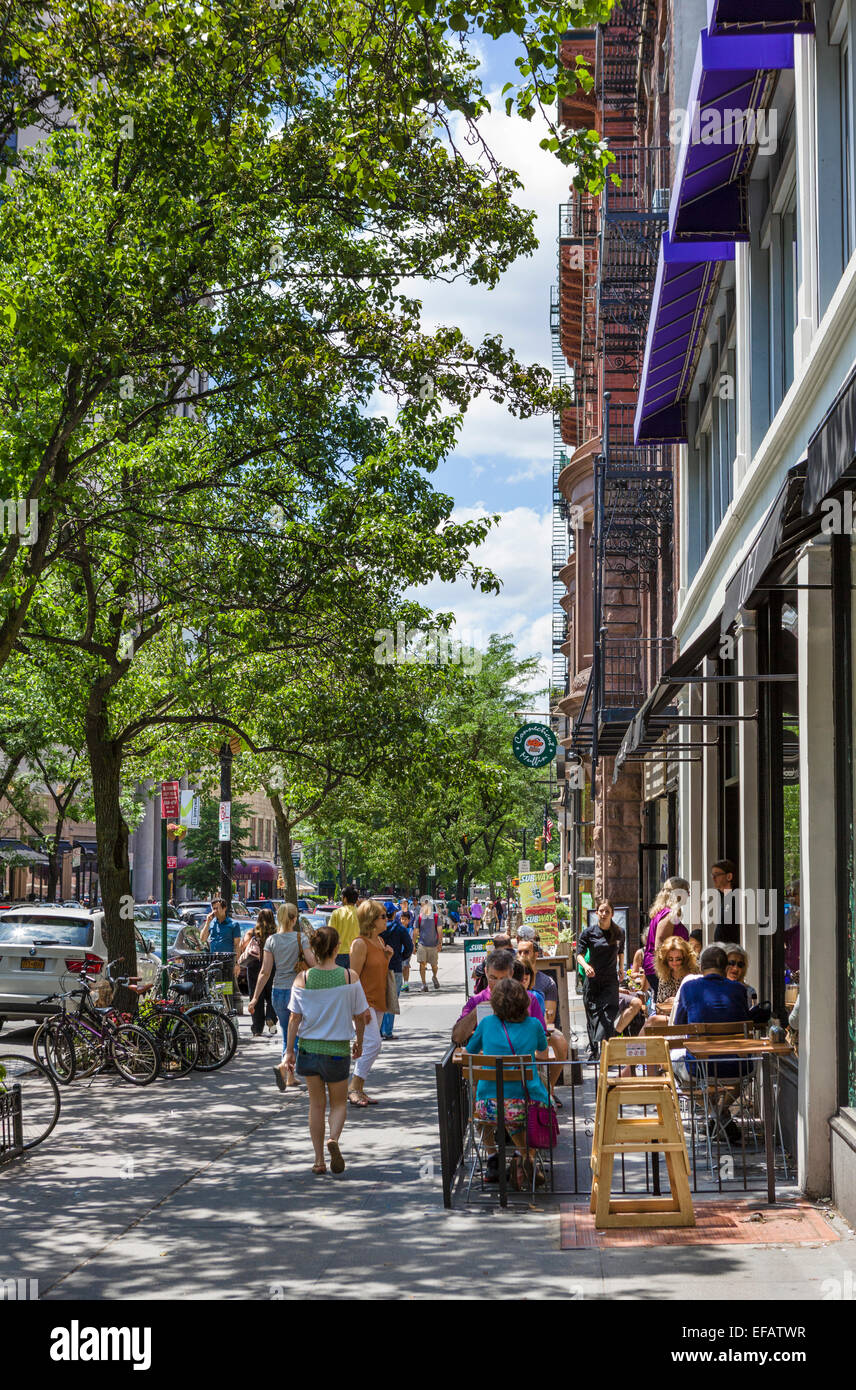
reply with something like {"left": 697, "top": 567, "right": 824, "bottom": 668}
{"left": 512, "top": 722, "right": 557, "bottom": 769}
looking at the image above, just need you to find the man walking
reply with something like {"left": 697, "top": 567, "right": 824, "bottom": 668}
{"left": 414, "top": 897, "right": 442, "bottom": 992}
{"left": 379, "top": 907, "right": 413, "bottom": 1038}
{"left": 329, "top": 884, "right": 360, "bottom": 968}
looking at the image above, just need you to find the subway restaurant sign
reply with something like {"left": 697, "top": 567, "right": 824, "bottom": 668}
{"left": 519, "top": 871, "right": 559, "bottom": 949}
{"left": 512, "top": 723, "right": 557, "bottom": 769}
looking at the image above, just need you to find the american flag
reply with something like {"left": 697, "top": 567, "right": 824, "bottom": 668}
{"left": 546, "top": 817, "right": 554, "bottom": 842}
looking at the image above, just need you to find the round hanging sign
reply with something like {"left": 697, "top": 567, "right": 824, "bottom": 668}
{"left": 512, "top": 722, "right": 557, "bottom": 769}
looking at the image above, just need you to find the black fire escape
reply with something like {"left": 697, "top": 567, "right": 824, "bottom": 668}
{"left": 571, "top": 2, "right": 676, "bottom": 783}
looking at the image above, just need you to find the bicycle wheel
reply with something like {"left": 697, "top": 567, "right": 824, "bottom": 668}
{"left": 69, "top": 1022, "right": 101, "bottom": 1079}
{"left": 0, "top": 1052, "right": 61, "bottom": 1149}
{"left": 187, "top": 1006, "right": 238, "bottom": 1071}
{"left": 109, "top": 1024, "right": 161, "bottom": 1085}
{"left": 38, "top": 1018, "right": 76, "bottom": 1085}
{"left": 154, "top": 1011, "right": 198, "bottom": 1078}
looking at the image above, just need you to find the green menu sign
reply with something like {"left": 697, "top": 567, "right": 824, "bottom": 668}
{"left": 512, "top": 722, "right": 557, "bottom": 769}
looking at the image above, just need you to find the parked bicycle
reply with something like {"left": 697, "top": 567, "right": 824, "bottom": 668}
{"left": 164, "top": 962, "right": 238, "bottom": 1070}
{"left": 33, "top": 959, "right": 161, "bottom": 1086}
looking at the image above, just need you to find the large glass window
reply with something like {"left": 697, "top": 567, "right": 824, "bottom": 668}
{"left": 692, "top": 312, "right": 737, "bottom": 558}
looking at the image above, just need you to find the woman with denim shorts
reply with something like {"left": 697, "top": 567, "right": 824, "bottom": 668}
{"left": 284, "top": 923, "right": 368, "bottom": 1175}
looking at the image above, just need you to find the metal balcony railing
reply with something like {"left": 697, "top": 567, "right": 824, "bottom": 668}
{"left": 600, "top": 636, "right": 675, "bottom": 710}
{"left": 602, "top": 146, "right": 671, "bottom": 220}
{"left": 559, "top": 197, "right": 599, "bottom": 242}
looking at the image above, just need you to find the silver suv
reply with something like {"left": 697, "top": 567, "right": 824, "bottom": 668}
{"left": 0, "top": 905, "right": 159, "bottom": 1031}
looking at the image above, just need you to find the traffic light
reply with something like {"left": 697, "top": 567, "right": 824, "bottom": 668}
{"left": 534, "top": 835, "right": 543, "bottom": 852}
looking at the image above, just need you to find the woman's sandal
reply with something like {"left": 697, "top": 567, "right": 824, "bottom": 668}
{"left": 327, "top": 1140, "right": 345, "bottom": 1174}
{"left": 273, "top": 1067, "right": 287, "bottom": 1092}
{"left": 348, "top": 1091, "right": 369, "bottom": 1107}
{"left": 362, "top": 1094, "right": 379, "bottom": 1105}
{"left": 312, "top": 1162, "right": 327, "bottom": 1175}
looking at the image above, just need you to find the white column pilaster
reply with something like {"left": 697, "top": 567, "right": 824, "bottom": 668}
{"left": 797, "top": 538, "right": 837, "bottom": 1197}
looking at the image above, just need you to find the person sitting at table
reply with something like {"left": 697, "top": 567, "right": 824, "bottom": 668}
{"left": 472, "top": 935, "right": 513, "bottom": 994}
{"left": 465, "top": 977, "right": 552, "bottom": 1190}
{"left": 516, "top": 937, "right": 570, "bottom": 1070}
{"left": 672, "top": 944, "right": 752, "bottom": 1142}
{"left": 452, "top": 949, "right": 545, "bottom": 1046}
{"left": 721, "top": 942, "right": 757, "bottom": 1009}
{"left": 652, "top": 935, "right": 699, "bottom": 1018}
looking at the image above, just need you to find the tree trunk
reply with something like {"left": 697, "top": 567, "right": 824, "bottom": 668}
{"left": 417, "top": 865, "right": 427, "bottom": 897}
{"left": 268, "top": 792, "right": 298, "bottom": 904}
{"left": 46, "top": 832, "right": 62, "bottom": 902}
{"left": 455, "top": 860, "right": 470, "bottom": 900}
{"left": 337, "top": 838, "right": 345, "bottom": 893}
{"left": 86, "top": 712, "right": 135, "bottom": 1014}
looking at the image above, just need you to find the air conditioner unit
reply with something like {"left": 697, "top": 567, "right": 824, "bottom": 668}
{"left": 652, "top": 187, "right": 671, "bottom": 213}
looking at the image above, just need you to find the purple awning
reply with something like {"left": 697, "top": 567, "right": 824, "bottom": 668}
{"left": 707, "top": 0, "right": 814, "bottom": 37}
{"left": 234, "top": 858, "right": 277, "bottom": 878}
{"left": 634, "top": 234, "right": 734, "bottom": 444}
{"left": 670, "top": 30, "right": 794, "bottom": 243}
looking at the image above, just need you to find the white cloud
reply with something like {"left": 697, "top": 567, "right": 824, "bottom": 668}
{"left": 410, "top": 504, "right": 553, "bottom": 690}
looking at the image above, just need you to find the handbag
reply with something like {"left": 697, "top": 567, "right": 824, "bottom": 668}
{"left": 385, "top": 968, "right": 400, "bottom": 1015}
{"left": 500, "top": 1022, "right": 559, "bottom": 1150}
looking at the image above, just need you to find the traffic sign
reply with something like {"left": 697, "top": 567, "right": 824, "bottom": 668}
{"left": 161, "top": 781, "right": 180, "bottom": 819}
{"left": 166, "top": 855, "right": 178, "bottom": 870}
{"left": 512, "top": 723, "right": 557, "bottom": 769}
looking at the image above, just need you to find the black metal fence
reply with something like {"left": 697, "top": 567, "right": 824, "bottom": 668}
{"left": 437, "top": 1051, "right": 792, "bottom": 1209}
{"left": 0, "top": 1084, "right": 23, "bottom": 1166}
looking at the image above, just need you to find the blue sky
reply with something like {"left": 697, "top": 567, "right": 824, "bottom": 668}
{"left": 407, "top": 33, "right": 571, "bottom": 689}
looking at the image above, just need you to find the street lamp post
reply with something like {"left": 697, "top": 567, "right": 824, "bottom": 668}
{"left": 219, "top": 741, "right": 232, "bottom": 912}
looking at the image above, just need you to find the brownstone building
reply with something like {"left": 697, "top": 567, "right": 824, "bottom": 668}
{"left": 552, "top": 1, "right": 682, "bottom": 948}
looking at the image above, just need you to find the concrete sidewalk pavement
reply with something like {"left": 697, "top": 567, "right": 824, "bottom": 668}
{"left": 1, "top": 944, "right": 855, "bottom": 1300}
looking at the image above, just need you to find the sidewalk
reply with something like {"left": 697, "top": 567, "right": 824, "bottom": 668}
{"left": 1, "top": 946, "right": 854, "bottom": 1300}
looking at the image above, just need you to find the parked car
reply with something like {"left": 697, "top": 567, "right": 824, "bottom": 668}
{"left": 179, "top": 899, "right": 253, "bottom": 928}
{"left": 133, "top": 902, "right": 185, "bottom": 924}
{"left": 136, "top": 919, "right": 205, "bottom": 962}
{"left": 301, "top": 911, "right": 329, "bottom": 933}
{"left": 0, "top": 905, "right": 160, "bottom": 1031}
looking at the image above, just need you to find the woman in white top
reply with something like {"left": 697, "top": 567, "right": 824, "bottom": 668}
{"left": 285, "top": 923, "right": 368, "bottom": 1175}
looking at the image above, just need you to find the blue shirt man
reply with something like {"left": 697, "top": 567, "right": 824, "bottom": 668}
{"left": 203, "top": 901, "right": 241, "bottom": 956}
{"left": 673, "top": 945, "right": 751, "bottom": 1078}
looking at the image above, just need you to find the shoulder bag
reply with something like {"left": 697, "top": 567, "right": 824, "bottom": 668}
{"left": 500, "top": 1021, "right": 559, "bottom": 1150}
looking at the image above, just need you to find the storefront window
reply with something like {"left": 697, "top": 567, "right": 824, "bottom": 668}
{"left": 758, "top": 590, "right": 800, "bottom": 1022}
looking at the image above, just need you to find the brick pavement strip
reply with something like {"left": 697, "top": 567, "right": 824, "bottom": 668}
{"left": 0, "top": 944, "right": 855, "bottom": 1300}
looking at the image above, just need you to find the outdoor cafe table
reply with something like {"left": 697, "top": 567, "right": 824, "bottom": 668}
{"left": 644, "top": 1035, "right": 793, "bottom": 1203}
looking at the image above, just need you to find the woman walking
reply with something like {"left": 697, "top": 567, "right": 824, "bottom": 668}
{"left": 248, "top": 902, "right": 314, "bottom": 1091}
{"left": 240, "top": 909, "right": 278, "bottom": 1039}
{"left": 348, "top": 899, "right": 393, "bottom": 1107}
{"left": 284, "top": 924, "right": 368, "bottom": 1174}
{"left": 576, "top": 898, "right": 625, "bottom": 1061}
{"left": 641, "top": 877, "right": 690, "bottom": 997}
